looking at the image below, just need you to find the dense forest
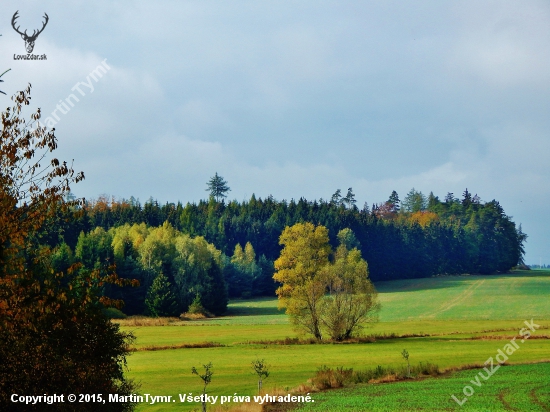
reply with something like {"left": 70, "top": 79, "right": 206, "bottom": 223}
{"left": 46, "top": 186, "right": 526, "bottom": 316}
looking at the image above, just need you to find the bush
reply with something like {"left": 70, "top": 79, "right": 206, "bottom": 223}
{"left": 309, "top": 366, "right": 353, "bottom": 390}
{"left": 103, "top": 308, "right": 128, "bottom": 319}
{"left": 352, "top": 362, "right": 441, "bottom": 384}
{"left": 309, "top": 362, "right": 443, "bottom": 389}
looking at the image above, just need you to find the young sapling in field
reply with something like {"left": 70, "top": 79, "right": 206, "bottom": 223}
{"left": 402, "top": 349, "right": 411, "bottom": 378}
{"left": 192, "top": 362, "right": 213, "bottom": 412}
{"left": 251, "top": 359, "right": 270, "bottom": 394}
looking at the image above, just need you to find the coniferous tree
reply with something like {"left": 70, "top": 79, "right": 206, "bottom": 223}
{"left": 201, "top": 258, "right": 228, "bottom": 315}
{"left": 330, "top": 189, "right": 342, "bottom": 206}
{"left": 206, "top": 172, "right": 231, "bottom": 202}
{"left": 444, "top": 192, "right": 455, "bottom": 204}
{"left": 145, "top": 272, "right": 179, "bottom": 317}
{"left": 343, "top": 188, "right": 357, "bottom": 209}
{"left": 462, "top": 188, "right": 472, "bottom": 208}
{"left": 402, "top": 188, "right": 427, "bottom": 213}
{"left": 388, "top": 190, "right": 400, "bottom": 212}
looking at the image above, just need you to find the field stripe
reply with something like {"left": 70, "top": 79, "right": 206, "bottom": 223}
{"left": 421, "top": 279, "right": 486, "bottom": 319}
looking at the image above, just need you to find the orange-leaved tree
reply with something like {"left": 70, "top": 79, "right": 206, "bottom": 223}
{"left": 0, "top": 85, "right": 138, "bottom": 411}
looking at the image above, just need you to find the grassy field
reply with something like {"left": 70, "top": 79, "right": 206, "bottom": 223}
{"left": 120, "top": 270, "right": 550, "bottom": 411}
{"left": 375, "top": 272, "right": 550, "bottom": 321}
{"left": 294, "top": 363, "right": 550, "bottom": 411}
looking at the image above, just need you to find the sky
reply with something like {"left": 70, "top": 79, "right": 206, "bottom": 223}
{"left": 1, "top": 1, "right": 549, "bottom": 265}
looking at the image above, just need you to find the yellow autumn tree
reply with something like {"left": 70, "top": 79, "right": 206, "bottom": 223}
{"left": 273, "top": 223, "right": 331, "bottom": 340}
{"left": 408, "top": 211, "right": 439, "bottom": 227}
{"left": 274, "top": 224, "right": 379, "bottom": 341}
{"left": 320, "top": 241, "right": 379, "bottom": 341}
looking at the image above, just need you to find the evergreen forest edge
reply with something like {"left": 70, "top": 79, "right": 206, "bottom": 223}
{"left": 48, "top": 186, "right": 527, "bottom": 317}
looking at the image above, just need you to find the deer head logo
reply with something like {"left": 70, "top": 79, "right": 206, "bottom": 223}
{"left": 12, "top": 11, "right": 49, "bottom": 54}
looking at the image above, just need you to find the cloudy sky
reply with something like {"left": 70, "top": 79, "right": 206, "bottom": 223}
{"left": 1, "top": 1, "right": 549, "bottom": 264}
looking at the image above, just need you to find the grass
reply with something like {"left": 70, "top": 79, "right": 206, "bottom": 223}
{"left": 375, "top": 271, "right": 550, "bottom": 321}
{"left": 121, "top": 270, "right": 550, "bottom": 411}
{"left": 127, "top": 338, "right": 550, "bottom": 411}
{"left": 293, "top": 363, "right": 550, "bottom": 411}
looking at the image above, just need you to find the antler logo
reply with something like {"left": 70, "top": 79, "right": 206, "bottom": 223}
{"left": 12, "top": 11, "right": 49, "bottom": 53}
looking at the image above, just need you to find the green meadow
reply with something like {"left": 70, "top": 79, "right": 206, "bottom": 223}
{"left": 295, "top": 363, "right": 550, "bottom": 412}
{"left": 121, "top": 270, "right": 550, "bottom": 411}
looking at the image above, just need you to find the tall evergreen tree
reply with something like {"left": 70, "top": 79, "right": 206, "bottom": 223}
{"left": 343, "top": 188, "right": 357, "bottom": 208}
{"left": 206, "top": 173, "right": 231, "bottom": 202}
{"left": 387, "top": 190, "right": 400, "bottom": 213}
{"left": 201, "top": 257, "right": 228, "bottom": 315}
{"left": 330, "top": 189, "right": 342, "bottom": 206}
{"left": 462, "top": 188, "right": 472, "bottom": 208}
{"left": 444, "top": 192, "right": 455, "bottom": 204}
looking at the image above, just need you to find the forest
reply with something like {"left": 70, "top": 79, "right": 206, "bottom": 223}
{"left": 46, "top": 184, "right": 526, "bottom": 316}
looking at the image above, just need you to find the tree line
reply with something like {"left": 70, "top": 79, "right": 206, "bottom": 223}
{"left": 49, "top": 185, "right": 526, "bottom": 287}
{"left": 51, "top": 221, "right": 276, "bottom": 316}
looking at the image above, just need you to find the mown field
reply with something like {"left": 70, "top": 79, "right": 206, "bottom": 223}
{"left": 120, "top": 270, "right": 550, "bottom": 411}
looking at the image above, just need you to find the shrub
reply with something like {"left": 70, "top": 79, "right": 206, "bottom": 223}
{"left": 103, "top": 308, "right": 128, "bottom": 319}
{"left": 309, "top": 366, "right": 353, "bottom": 390}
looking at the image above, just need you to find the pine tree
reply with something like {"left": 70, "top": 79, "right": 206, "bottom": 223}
{"left": 343, "top": 188, "right": 357, "bottom": 209}
{"left": 387, "top": 190, "right": 400, "bottom": 213}
{"left": 206, "top": 173, "right": 231, "bottom": 202}
{"left": 444, "top": 192, "right": 455, "bottom": 204}
{"left": 330, "top": 189, "right": 342, "bottom": 206}
{"left": 402, "top": 188, "right": 427, "bottom": 213}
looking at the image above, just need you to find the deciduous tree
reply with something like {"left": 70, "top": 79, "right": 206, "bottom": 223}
{"left": 274, "top": 224, "right": 378, "bottom": 341}
{"left": 273, "top": 223, "right": 331, "bottom": 340}
{"left": 0, "top": 86, "right": 137, "bottom": 410}
{"left": 320, "top": 231, "right": 379, "bottom": 340}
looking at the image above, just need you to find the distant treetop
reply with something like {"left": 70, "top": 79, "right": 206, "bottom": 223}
{"left": 206, "top": 172, "right": 231, "bottom": 202}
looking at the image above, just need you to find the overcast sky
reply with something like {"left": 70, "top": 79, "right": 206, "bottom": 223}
{"left": 1, "top": 1, "right": 549, "bottom": 264}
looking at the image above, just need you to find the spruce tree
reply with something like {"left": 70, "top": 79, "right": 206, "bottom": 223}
{"left": 145, "top": 272, "right": 179, "bottom": 317}
{"left": 388, "top": 190, "right": 400, "bottom": 212}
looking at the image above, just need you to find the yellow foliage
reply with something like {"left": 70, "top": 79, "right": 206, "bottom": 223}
{"left": 408, "top": 211, "right": 439, "bottom": 227}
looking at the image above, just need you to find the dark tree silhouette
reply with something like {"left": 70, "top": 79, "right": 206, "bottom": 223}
{"left": 206, "top": 172, "right": 230, "bottom": 201}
